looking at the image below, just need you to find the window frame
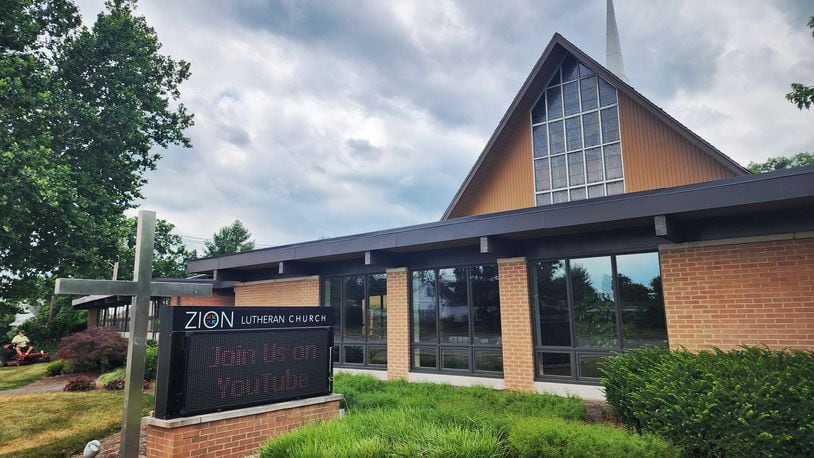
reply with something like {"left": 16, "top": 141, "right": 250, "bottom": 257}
{"left": 529, "top": 250, "right": 667, "bottom": 384}
{"left": 321, "top": 272, "right": 388, "bottom": 370}
{"left": 408, "top": 264, "right": 503, "bottom": 378}
{"left": 530, "top": 55, "right": 626, "bottom": 206}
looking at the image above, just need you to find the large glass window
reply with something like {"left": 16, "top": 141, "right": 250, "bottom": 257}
{"left": 531, "top": 53, "right": 624, "bottom": 207}
{"left": 411, "top": 265, "right": 502, "bottom": 375}
{"left": 323, "top": 273, "right": 387, "bottom": 369}
{"left": 531, "top": 253, "right": 667, "bottom": 382}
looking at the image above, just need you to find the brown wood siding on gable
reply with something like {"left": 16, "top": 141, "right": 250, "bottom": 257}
{"left": 449, "top": 119, "right": 535, "bottom": 218}
{"left": 618, "top": 92, "right": 738, "bottom": 192}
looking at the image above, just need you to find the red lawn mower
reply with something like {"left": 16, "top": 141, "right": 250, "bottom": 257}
{"left": 0, "top": 343, "right": 50, "bottom": 366}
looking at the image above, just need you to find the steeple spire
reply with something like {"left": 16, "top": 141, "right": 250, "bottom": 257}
{"left": 606, "top": 0, "right": 628, "bottom": 82}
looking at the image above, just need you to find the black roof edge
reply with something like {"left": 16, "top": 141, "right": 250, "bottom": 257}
{"left": 187, "top": 166, "right": 814, "bottom": 274}
{"left": 440, "top": 33, "right": 748, "bottom": 220}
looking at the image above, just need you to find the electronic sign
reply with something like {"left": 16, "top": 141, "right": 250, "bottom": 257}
{"left": 154, "top": 306, "right": 334, "bottom": 419}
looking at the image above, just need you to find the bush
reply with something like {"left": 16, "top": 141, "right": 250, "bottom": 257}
{"left": 507, "top": 417, "right": 678, "bottom": 458}
{"left": 601, "top": 346, "right": 814, "bottom": 457}
{"left": 61, "top": 358, "right": 99, "bottom": 374}
{"left": 63, "top": 375, "right": 97, "bottom": 392}
{"left": 47, "top": 359, "right": 65, "bottom": 376}
{"left": 56, "top": 327, "right": 127, "bottom": 372}
{"left": 144, "top": 341, "right": 158, "bottom": 381}
{"left": 97, "top": 367, "right": 126, "bottom": 385}
{"left": 104, "top": 378, "right": 125, "bottom": 390}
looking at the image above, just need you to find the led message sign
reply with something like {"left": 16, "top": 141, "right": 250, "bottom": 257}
{"left": 154, "top": 306, "right": 334, "bottom": 419}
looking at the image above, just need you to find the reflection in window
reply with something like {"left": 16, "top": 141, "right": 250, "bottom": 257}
{"left": 531, "top": 252, "right": 668, "bottom": 383}
{"left": 600, "top": 107, "right": 619, "bottom": 143}
{"left": 439, "top": 268, "right": 469, "bottom": 344}
{"left": 572, "top": 256, "right": 617, "bottom": 348}
{"left": 568, "top": 152, "right": 585, "bottom": 186}
{"left": 563, "top": 82, "right": 580, "bottom": 116}
{"left": 412, "top": 270, "right": 437, "bottom": 343}
{"left": 533, "top": 125, "right": 548, "bottom": 158}
{"left": 548, "top": 120, "right": 565, "bottom": 155}
{"left": 535, "top": 158, "right": 551, "bottom": 191}
{"left": 582, "top": 112, "right": 600, "bottom": 147}
{"left": 324, "top": 273, "right": 388, "bottom": 368}
{"left": 565, "top": 116, "right": 582, "bottom": 151}
{"left": 471, "top": 265, "right": 501, "bottom": 345}
{"left": 532, "top": 52, "right": 624, "bottom": 206}
{"left": 551, "top": 154, "right": 568, "bottom": 189}
{"left": 532, "top": 260, "right": 570, "bottom": 346}
{"left": 410, "top": 265, "right": 502, "bottom": 375}
{"left": 603, "top": 143, "right": 623, "bottom": 180}
{"left": 617, "top": 252, "right": 668, "bottom": 348}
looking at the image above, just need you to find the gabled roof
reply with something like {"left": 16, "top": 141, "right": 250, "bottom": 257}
{"left": 441, "top": 33, "right": 749, "bottom": 220}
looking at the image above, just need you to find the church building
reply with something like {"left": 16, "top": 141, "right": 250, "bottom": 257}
{"left": 77, "top": 10, "right": 814, "bottom": 399}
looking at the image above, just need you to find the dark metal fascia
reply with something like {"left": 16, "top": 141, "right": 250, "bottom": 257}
{"left": 187, "top": 168, "right": 814, "bottom": 273}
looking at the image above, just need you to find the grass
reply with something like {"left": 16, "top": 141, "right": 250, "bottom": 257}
{"left": 260, "top": 374, "right": 679, "bottom": 457}
{"left": 0, "top": 390, "right": 154, "bottom": 457}
{"left": 0, "top": 363, "right": 50, "bottom": 390}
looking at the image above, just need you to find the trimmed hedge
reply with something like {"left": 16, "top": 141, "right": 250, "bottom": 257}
{"left": 508, "top": 417, "right": 678, "bottom": 458}
{"left": 601, "top": 346, "right": 814, "bottom": 457}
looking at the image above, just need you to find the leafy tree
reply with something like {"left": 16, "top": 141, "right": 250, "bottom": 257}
{"left": 115, "top": 217, "right": 197, "bottom": 279}
{"left": 786, "top": 17, "right": 814, "bottom": 110}
{"left": 204, "top": 220, "right": 255, "bottom": 257}
{"left": 747, "top": 152, "right": 814, "bottom": 173}
{"left": 0, "top": 0, "right": 193, "bottom": 314}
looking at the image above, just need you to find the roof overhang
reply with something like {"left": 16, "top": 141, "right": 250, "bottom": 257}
{"left": 188, "top": 167, "right": 814, "bottom": 275}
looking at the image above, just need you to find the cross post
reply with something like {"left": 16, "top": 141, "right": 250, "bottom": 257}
{"left": 54, "top": 210, "right": 212, "bottom": 457}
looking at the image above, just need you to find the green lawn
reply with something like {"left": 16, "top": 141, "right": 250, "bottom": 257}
{"left": 0, "top": 363, "right": 49, "bottom": 390}
{"left": 260, "top": 374, "right": 679, "bottom": 457}
{"left": 0, "top": 390, "right": 154, "bottom": 457}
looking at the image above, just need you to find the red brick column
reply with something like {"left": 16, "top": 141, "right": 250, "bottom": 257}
{"left": 86, "top": 308, "right": 99, "bottom": 328}
{"left": 386, "top": 268, "right": 410, "bottom": 380}
{"left": 497, "top": 257, "right": 535, "bottom": 391}
{"left": 145, "top": 395, "right": 342, "bottom": 457}
{"left": 660, "top": 235, "right": 814, "bottom": 351}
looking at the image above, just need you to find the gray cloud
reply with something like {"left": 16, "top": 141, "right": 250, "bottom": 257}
{"left": 71, "top": 0, "right": 814, "bottom": 251}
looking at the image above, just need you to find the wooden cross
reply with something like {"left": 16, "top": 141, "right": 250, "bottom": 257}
{"left": 55, "top": 210, "right": 212, "bottom": 457}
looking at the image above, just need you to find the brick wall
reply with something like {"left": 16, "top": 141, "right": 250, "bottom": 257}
{"left": 386, "top": 268, "right": 409, "bottom": 379}
{"left": 174, "top": 293, "right": 235, "bottom": 307}
{"left": 497, "top": 257, "right": 535, "bottom": 391}
{"left": 660, "top": 235, "right": 814, "bottom": 351}
{"left": 146, "top": 398, "right": 340, "bottom": 457}
{"left": 234, "top": 276, "right": 320, "bottom": 306}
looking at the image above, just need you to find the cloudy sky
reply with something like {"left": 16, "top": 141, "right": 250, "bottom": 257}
{"left": 73, "top": 0, "right": 814, "bottom": 253}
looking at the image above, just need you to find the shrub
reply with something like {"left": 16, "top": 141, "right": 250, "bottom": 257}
{"left": 104, "top": 378, "right": 125, "bottom": 390}
{"left": 507, "top": 417, "right": 679, "bottom": 458}
{"left": 61, "top": 358, "right": 99, "bottom": 374}
{"left": 56, "top": 327, "right": 127, "bottom": 372}
{"left": 601, "top": 346, "right": 814, "bottom": 457}
{"left": 97, "top": 367, "right": 126, "bottom": 385}
{"left": 63, "top": 375, "right": 97, "bottom": 392}
{"left": 144, "top": 341, "right": 158, "bottom": 381}
{"left": 47, "top": 359, "right": 65, "bottom": 376}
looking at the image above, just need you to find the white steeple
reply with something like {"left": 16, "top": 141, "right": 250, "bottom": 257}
{"left": 606, "top": 0, "right": 628, "bottom": 83}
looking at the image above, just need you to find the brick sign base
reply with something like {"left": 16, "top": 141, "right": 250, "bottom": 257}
{"left": 143, "top": 394, "right": 343, "bottom": 457}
